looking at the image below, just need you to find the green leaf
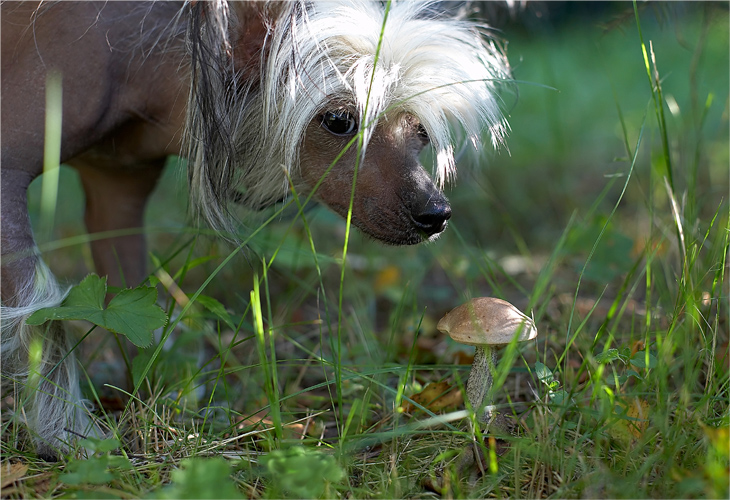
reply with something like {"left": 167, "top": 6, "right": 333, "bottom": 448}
{"left": 59, "top": 440, "right": 132, "bottom": 487}
{"left": 549, "top": 389, "right": 570, "bottom": 406}
{"left": 630, "top": 351, "right": 658, "bottom": 369}
{"left": 595, "top": 348, "right": 621, "bottom": 364}
{"left": 152, "top": 458, "right": 242, "bottom": 499}
{"left": 60, "top": 458, "right": 115, "bottom": 485}
{"left": 79, "top": 437, "right": 121, "bottom": 453}
{"left": 26, "top": 274, "right": 167, "bottom": 348}
{"left": 534, "top": 361, "right": 554, "bottom": 386}
{"left": 614, "top": 369, "right": 644, "bottom": 386}
{"left": 261, "top": 446, "right": 343, "bottom": 498}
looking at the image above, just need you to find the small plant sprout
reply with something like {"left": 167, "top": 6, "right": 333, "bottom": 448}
{"left": 437, "top": 297, "right": 538, "bottom": 429}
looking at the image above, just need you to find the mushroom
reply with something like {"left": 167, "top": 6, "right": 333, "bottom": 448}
{"left": 437, "top": 297, "right": 537, "bottom": 428}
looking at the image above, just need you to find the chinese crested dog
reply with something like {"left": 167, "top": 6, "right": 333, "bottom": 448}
{"left": 1, "top": 0, "right": 510, "bottom": 459}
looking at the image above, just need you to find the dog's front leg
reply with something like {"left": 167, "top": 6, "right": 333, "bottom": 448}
{"left": 1, "top": 168, "right": 101, "bottom": 460}
{"left": 70, "top": 160, "right": 167, "bottom": 398}
{"left": 73, "top": 160, "right": 166, "bottom": 291}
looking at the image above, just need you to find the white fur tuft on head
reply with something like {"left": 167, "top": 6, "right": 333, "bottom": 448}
{"left": 262, "top": 0, "right": 510, "bottom": 185}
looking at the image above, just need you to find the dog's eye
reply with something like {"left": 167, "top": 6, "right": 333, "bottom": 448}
{"left": 321, "top": 111, "right": 358, "bottom": 136}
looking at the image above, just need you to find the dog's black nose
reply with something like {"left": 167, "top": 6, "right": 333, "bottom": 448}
{"left": 411, "top": 201, "right": 452, "bottom": 236}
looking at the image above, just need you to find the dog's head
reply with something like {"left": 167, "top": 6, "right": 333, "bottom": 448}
{"left": 299, "top": 110, "right": 449, "bottom": 245}
{"left": 189, "top": 0, "right": 510, "bottom": 245}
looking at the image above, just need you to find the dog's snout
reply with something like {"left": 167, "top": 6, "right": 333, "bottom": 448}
{"left": 411, "top": 200, "right": 452, "bottom": 236}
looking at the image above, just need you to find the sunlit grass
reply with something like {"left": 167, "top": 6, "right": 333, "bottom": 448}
{"left": 39, "top": 71, "right": 63, "bottom": 243}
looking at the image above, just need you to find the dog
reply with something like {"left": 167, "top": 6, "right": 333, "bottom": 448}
{"left": 1, "top": 0, "right": 510, "bottom": 459}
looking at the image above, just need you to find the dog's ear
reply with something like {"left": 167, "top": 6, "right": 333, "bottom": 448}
{"left": 227, "top": 2, "right": 278, "bottom": 85}
{"left": 188, "top": 1, "right": 271, "bottom": 85}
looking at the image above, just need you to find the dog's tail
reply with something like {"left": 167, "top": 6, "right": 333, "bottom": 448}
{"left": 1, "top": 260, "right": 101, "bottom": 459}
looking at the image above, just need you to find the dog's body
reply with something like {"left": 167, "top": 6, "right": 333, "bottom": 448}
{"left": 1, "top": 0, "right": 509, "bottom": 459}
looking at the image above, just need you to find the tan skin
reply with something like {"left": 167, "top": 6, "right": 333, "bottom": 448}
{"left": 1, "top": 2, "right": 450, "bottom": 306}
{"left": 1, "top": 2, "right": 187, "bottom": 301}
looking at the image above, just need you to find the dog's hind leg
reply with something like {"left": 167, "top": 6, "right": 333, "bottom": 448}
{"left": 1, "top": 169, "right": 102, "bottom": 460}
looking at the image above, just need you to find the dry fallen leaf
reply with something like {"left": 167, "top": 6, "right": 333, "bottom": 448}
{"left": 626, "top": 397, "right": 650, "bottom": 438}
{"left": 402, "top": 381, "right": 463, "bottom": 414}
{"left": 701, "top": 423, "right": 729, "bottom": 456}
{"left": 1, "top": 462, "right": 28, "bottom": 489}
{"left": 235, "top": 413, "right": 324, "bottom": 441}
{"left": 374, "top": 265, "right": 400, "bottom": 292}
{"left": 610, "top": 397, "right": 650, "bottom": 441}
{"left": 452, "top": 350, "right": 475, "bottom": 366}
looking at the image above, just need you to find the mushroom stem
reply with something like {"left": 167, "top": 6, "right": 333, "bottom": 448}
{"left": 466, "top": 345, "right": 498, "bottom": 425}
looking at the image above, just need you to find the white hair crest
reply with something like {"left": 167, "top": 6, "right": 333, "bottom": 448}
{"left": 263, "top": 0, "right": 508, "bottom": 184}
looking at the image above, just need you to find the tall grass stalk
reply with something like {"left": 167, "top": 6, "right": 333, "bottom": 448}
{"left": 39, "top": 71, "right": 62, "bottom": 241}
{"left": 251, "top": 270, "right": 282, "bottom": 441}
{"left": 335, "top": 0, "right": 393, "bottom": 440}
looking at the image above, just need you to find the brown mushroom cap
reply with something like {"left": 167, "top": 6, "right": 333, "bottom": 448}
{"left": 437, "top": 297, "right": 538, "bottom": 346}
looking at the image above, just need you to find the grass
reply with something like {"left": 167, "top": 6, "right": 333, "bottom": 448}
{"left": 2, "top": 2, "right": 728, "bottom": 498}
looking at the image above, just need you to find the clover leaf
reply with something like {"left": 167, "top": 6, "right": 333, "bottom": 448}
{"left": 26, "top": 274, "right": 167, "bottom": 348}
